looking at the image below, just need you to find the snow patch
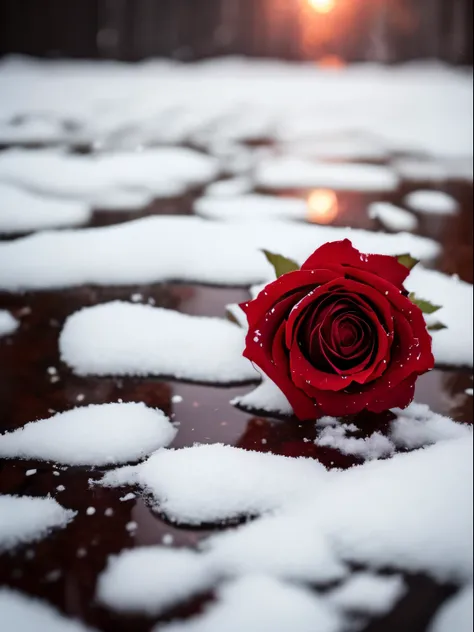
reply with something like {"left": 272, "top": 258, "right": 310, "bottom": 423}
{"left": 368, "top": 201, "right": 418, "bottom": 232}
{"left": 0, "top": 495, "right": 76, "bottom": 552}
{"left": 404, "top": 190, "right": 459, "bottom": 215}
{"left": 97, "top": 547, "right": 216, "bottom": 616}
{"left": 0, "top": 309, "right": 18, "bottom": 337}
{"left": 195, "top": 194, "right": 307, "bottom": 222}
{"left": 60, "top": 302, "right": 256, "bottom": 383}
{"left": 0, "top": 402, "right": 176, "bottom": 466}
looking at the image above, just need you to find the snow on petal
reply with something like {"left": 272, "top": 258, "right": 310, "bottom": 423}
{"left": 0, "top": 402, "right": 176, "bottom": 466}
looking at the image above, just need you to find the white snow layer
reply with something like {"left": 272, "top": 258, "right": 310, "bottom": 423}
{"left": 0, "top": 310, "right": 18, "bottom": 337}
{"left": 194, "top": 193, "right": 308, "bottom": 222}
{"left": 0, "top": 588, "right": 97, "bottom": 632}
{"left": 368, "top": 201, "right": 419, "bottom": 232}
{"left": 0, "top": 58, "right": 471, "bottom": 158}
{"left": 204, "top": 177, "right": 252, "bottom": 197}
{"left": 0, "top": 495, "right": 76, "bottom": 552}
{"left": 0, "top": 183, "right": 91, "bottom": 234}
{"left": 0, "top": 147, "right": 218, "bottom": 205}
{"left": 327, "top": 573, "right": 405, "bottom": 615}
{"left": 98, "top": 435, "right": 473, "bottom": 583}
{"left": 256, "top": 158, "right": 399, "bottom": 191}
{"left": 0, "top": 215, "right": 440, "bottom": 291}
{"left": 156, "top": 575, "right": 341, "bottom": 632}
{"left": 60, "top": 302, "right": 256, "bottom": 383}
{"left": 99, "top": 443, "right": 329, "bottom": 525}
{"left": 404, "top": 190, "right": 459, "bottom": 215}
{"left": 97, "top": 547, "right": 216, "bottom": 616}
{"left": 0, "top": 402, "right": 176, "bottom": 466}
{"left": 429, "top": 586, "right": 473, "bottom": 632}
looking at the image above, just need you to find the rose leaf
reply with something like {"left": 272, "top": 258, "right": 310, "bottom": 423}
{"left": 427, "top": 321, "right": 447, "bottom": 331}
{"left": 396, "top": 253, "right": 419, "bottom": 270}
{"left": 409, "top": 292, "right": 442, "bottom": 314}
{"left": 261, "top": 249, "right": 300, "bottom": 278}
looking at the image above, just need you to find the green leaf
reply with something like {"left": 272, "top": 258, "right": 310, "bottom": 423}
{"left": 261, "top": 249, "right": 300, "bottom": 278}
{"left": 396, "top": 253, "right": 419, "bottom": 271}
{"left": 409, "top": 292, "right": 442, "bottom": 315}
{"left": 427, "top": 321, "right": 447, "bottom": 332}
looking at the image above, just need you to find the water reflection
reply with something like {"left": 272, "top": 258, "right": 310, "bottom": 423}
{"left": 307, "top": 188, "right": 339, "bottom": 224}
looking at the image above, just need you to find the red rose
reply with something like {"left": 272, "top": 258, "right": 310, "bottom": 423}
{"left": 240, "top": 239, "right": 434, "bottom": 421}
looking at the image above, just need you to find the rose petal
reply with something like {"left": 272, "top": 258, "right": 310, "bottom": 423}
{"left": 301, "top": 239, "right": 410, "bottom": 289}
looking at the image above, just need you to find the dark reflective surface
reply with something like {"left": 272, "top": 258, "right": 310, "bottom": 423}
{"left": 0, "top": 155, "right": 472, "bottom": 632}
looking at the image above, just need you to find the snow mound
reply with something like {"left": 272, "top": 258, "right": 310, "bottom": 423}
{"left": 368, "top": 201, "right": 418, "bottom": 232}
{"left": 0, "top": 402, "right": 176, "bottom": 466}
{"left": 98, "top": 443, "right": 328, "bottom": 525}
{"left": 0, "top": 309, "right": 18, "bottom": 337}
{"left": 156, "top": 575, "right": 341, "bottom": 632}
{"left": 429, "top": 586, "right": 473, "bottom": 632}
{"left": 405, "top": 190, "right": 459, "bottom": 215}
{"left": 60, "top": 302, "right": 256, "bottom": 383}
{"left": 0, "top": 495, "right": 76, "bottom": 552}
{"left": 256, "top": 157, "right": 399, "bottom": 191}
{"left": 0, "top": 183, "right": 91, "bottom": 234}
{"left": 195, "top": 194, "right": 307, "bottom": 222}
{"left": 97, "top": 547, "right": 216, "bottom": 616}
{"left": 0, "top": 215, "right": 440, "bottom": 291}
{"left": 0, "top": 588, "right": 97, "bottom": 632}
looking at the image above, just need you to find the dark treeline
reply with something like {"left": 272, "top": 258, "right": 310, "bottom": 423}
{"left": 0, "top": 0, "right": 472, "bottom": 64}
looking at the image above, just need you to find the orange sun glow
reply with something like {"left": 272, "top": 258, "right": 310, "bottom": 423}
{"left": 307, "top": 0, "right": 336, "bottom": 14}
{"left": 307, "top": 189, "right": 339, "bottom": 224}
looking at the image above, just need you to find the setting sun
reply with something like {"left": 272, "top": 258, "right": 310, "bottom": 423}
{"left": 307, "top": 0, "right": 336, "bottom": 14}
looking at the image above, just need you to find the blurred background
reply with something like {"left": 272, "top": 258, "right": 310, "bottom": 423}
{"left": 0, "top": 0, "right": 472, "bottom": 65}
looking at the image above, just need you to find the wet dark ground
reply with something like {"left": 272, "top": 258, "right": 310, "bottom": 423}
{"left": 0, "top": 149, "right": 472, "bottom": 631}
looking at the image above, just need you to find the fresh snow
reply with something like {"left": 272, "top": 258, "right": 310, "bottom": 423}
{"left": 429, "top": 586, "right": 473, "bottom": 632}
{"left": 194, "top": 194, "right": 308, "bottom": 222}
{"left": 0, "top": 59, "right": 471, "bottom": 158}
{"left": 98, "top": 443, "right": 329, "bottom": 525}
{"left": 156, "top": 575, "right": 341, "bottom": 632}
{"left": 204, "top": 513, "right": 347, "bottom": 585}
{"left": 0, "top": 147, "right": 218, "bottom": 205}
{"left": 404, "top": 190, "right": 459, "bottom": 215}
{"left": 0, "top": 588, "right": 96, "bottom": 632}
{"left": 392, "top": 157, "right": 474, "bottom": 182}
{"left": 0, "top": 183, "right": 91, "bottom": 234}
{"left": 315, "top": 425, "right": 395, "bottom": 460}
{"left": 97, "top": 547, "right": 216, "bottom": 616}
{"left": 0, "top": 310, "right": 18, "bottom": 337}
{"left": 0, "top": 402, "right": 176, "bottom": 466}
{"left": 60, "top": 302, "right": 256, "bottom": 383}
{"left": 327, "top": 573, "right": 405, "bottom": 615}
{"left": 368, "top": 201, "right": 418, "bottom": 232}
{"left": 0, "top": 215, "right": 440, "bottom": 291}
{"left": 204, "top": 177, "right": 252, "bottom": 197}
{"left": 256, "top": 157, "right": 399, "bottom": 191}
{"left": 98, "top": 435, "right": 472, "bottom": 583}
{"left": 0, "top": 495, "right": 76, "bottom": 552}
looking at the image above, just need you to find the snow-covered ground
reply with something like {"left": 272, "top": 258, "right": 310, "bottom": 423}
{"left": 0, "top": 57, "right": 472, "bottom": 632}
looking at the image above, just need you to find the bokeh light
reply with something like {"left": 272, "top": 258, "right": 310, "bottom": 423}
{"left": 307, "top": 189, "right": 339, "bottom": 224}
{"left": 307, "top": 0, "right": 336, "bottom": 14}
